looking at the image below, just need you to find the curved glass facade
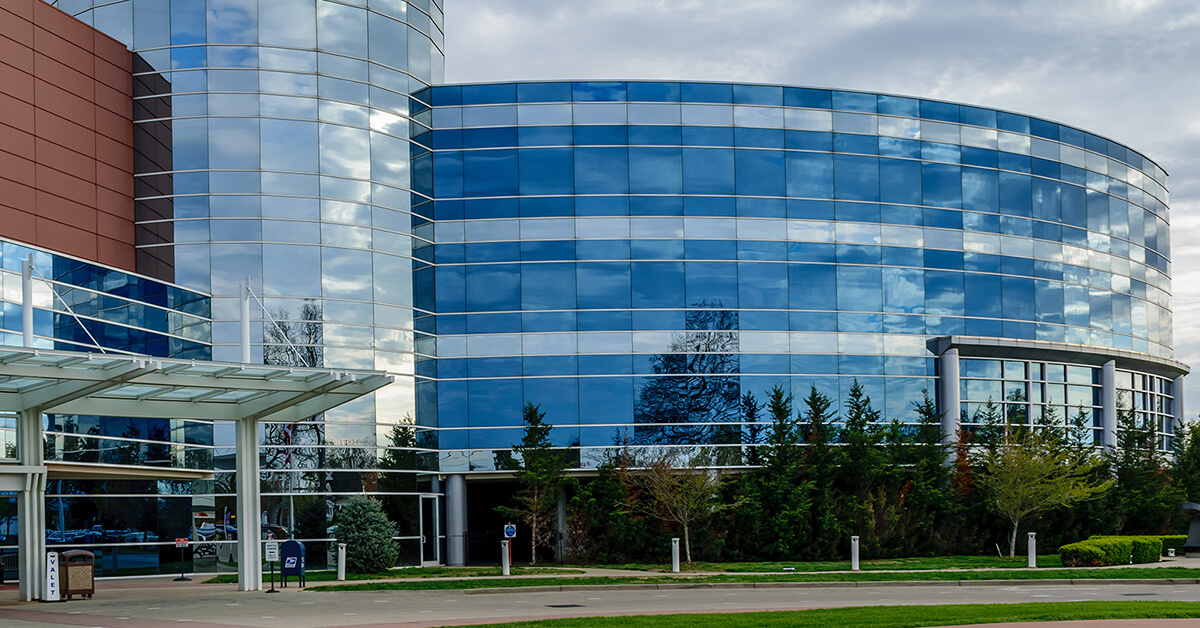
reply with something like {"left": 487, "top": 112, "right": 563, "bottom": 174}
{"left": 410, "top": 81, "right": 1182, "bottom": 470}
{"left": 45, "top": 0, "right": 447, "bottom": 571}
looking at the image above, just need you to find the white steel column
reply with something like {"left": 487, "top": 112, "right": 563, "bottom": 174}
{"left": 21, "top": 254, "right": 34, "bottom": 348}
{"left": 938, "top": 348, "right": 961, "bottom": 444}
{"left": 16, "top": 408, "right": 45, "bottom": 601}
{"left": 1175, "top": 375, "right": 1186, "bottom": 436}
{"left": 1102, "top": 360, "right": 1118, "bottom": 449}
{"left": 235, "top": 417, "right": 262, "bottom": 590}
{"left": 446, "top": 474, "right": 466, "bottom": 566}
{"left": 240, "top": 279, "right": 252, "bottom": 364}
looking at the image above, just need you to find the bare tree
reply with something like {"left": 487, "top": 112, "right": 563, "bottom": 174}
{"left": 636, "top": 447, "right": 740, "bottom": 563}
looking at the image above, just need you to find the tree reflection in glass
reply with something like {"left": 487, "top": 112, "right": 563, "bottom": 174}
{"left": 634, "top": 304, "right": 740, "bottom": 445}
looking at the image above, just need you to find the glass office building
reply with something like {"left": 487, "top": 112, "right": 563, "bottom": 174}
{"left": 29, "top": 0, "right": 1186, "bottom": 568}
{"left": 410, "top": 81, "right": 1187, "bottom": 478}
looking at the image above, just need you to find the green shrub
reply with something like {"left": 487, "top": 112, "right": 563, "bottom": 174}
{"left": 335, "top": 496, "right": 399, "bottom": 574}
{"left": 1090, "top": 535, "right": 1184, "bottom": 559}
{"left": 1131, "top": 538, "right": 1162, "bottom": 564}
{"left": 1060, "top": 537, "right": 1132, "bottom": 567}
{"left": 1059, "top": 541, "right": 1107, "bottom": 567}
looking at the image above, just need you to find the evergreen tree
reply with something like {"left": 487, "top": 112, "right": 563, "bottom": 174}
{"left": 742, "top": 391, "right": 765, "bottom": 466}
{"left": 1109, "top": 406, "right": 1183, "bottom": 534}
{"left": 335, "top": 496, "right": 398, "bottom": 573}
{"left": 500, "top": 402, "right": 571, "bottom": 564}
{"left": 799, "top": 385, "right": 841, "bottom": 559}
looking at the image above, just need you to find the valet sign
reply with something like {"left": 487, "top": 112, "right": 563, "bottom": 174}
{"left": 45, "top": 552, "right": 61, "bottom": 602}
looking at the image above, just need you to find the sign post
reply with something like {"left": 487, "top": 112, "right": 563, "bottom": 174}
{"left": 44, "top": 552, "right": 61, "bottom": 602}
{"left": 174, "top": 538, "right": 191, "bottom": 582}
{"left": 265, "top": 540, "right": 279, "bottom": 593}
{"left": 503, "top": 523, "right": 516, "bottom": 571}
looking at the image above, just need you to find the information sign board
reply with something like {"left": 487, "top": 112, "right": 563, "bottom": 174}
{"left": 175, "top": 538, "right": 189, "bottom": 548}
{"left": 503, "top": 523, "right": 516, "bottom": 539}
{"left": 265, "top": 541, "right": 279, "bottom": 562}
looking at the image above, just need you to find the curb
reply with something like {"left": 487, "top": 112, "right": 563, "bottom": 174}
{"left": 454, "top": 578, "right": 1200, "bottom": 595}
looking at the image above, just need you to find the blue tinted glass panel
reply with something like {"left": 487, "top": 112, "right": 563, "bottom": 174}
{"left": 518, "top": 148, "right": 573, "bottom": 195}
{"left": 735, "top": 150, "right": 785, "bottom": 196}
{"left": 629, "top": 148, "right": 683, "bottom": 194}
{"left": 574, "top": 147, "right": 629, "bottom": 194}
{"left": 682, "top": 148, "right": 735, "bottom": 194}
{"left": 833, "top": 155, "right": 880, "bottom": 201}
{"left": 463, "top": 150, "right": 518, "bottom": 197}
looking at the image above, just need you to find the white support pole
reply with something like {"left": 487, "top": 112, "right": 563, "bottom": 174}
{"left": 446, "top": 474, "right": 466, "bottom": 566}
{"left": 851, "top": 536, "right": 860, "bottom": 571}
{"left": 1102, "top": 360, "right": 1117, "bottom": 449}
{"left": 500, "top": 540, "right": 510, "bottom": 576}
{"left": 21, "top": 254, "right": 34, "bottom": 348}
{"left": 16, "top": 408, "right": 45, "bottom": 601}
{"left": 337, "top": 543, "right": 346, "bottom": 580}
{"left": 1174, "top": 375, "right": 1186, "bottom": 440}
{"left": 671, "top": 538, "right": 680, "bottom": 573}
{"left": 235, "top": 417, "right": 262, "bottom": 591}
{"left": 1027, "top": 532, "right": 1037, "bottom": 568}
{"left": 240, "top": 279, "right": 252, "bottom": 364}
{"left": 938, "top": 348, "right": 961, "bottom": 445}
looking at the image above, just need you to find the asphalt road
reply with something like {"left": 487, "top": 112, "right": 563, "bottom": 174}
{"left": 2, "top": 580, "right": 1200, "bottom": 627}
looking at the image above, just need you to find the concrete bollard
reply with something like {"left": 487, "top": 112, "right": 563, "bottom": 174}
{"left": 337, "top": 543, "right": 346, "bottom": 581}
{"left": 1027, "top": 532, "right": 1036, "bottom": 569}
{"left": 851, "top": 536, "right": 860, "bottom": 571}
{"left": 501, "top": 540, "right": 511, "bottom": 576}
{"left": 671, "top": 538, "right": 680, "bottom": 573}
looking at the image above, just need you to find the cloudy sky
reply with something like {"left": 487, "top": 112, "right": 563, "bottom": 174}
{"left": 443, "top": 0, "right": 1200, "bottom": 415}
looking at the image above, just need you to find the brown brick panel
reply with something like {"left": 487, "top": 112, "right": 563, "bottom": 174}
{"left": 0, "top": 0, "right": 137, "bottom": 273}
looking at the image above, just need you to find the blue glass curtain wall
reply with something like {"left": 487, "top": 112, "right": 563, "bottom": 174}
{"left": 411, "top": 81, "right": 1176, "bottom": 471}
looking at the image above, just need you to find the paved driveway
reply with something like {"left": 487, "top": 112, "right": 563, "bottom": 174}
{"left": 1, "top": 578, "right": 1200, "bottom": 627}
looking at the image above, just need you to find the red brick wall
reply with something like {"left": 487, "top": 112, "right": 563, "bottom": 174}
{"left": 0, "top": 0, "right": 136, "bottom": 271}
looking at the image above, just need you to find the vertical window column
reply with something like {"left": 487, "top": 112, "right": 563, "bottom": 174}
{"left": 1101, "top": 360, "right": 1117, "bottom": 449}
{"left": 1175, "top": 375, "right": 1186, "bottom": 432}
{"left": 938, "top": 348, "right": 960, "bottom": 443}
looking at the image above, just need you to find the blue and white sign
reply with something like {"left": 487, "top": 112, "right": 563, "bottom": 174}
{"left": 45, "top": 552, "right": 60, "bottom": 602}
{"left": 503, "top": 523, "right": 516, "bottom": 539}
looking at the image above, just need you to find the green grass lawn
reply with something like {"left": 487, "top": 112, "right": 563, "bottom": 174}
{"left": 309, "top": 566, "right": 1200, "bottom": 592}
{"left": 599, "top": 555, "right": 1066, "bottom": 572}
{"left": 203, "top": 565, "right": 582, "bottom": 584}
{"left": 455, "top": 602, "right": 1200, "bottom": 628}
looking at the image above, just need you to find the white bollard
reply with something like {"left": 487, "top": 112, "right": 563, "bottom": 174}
{"left": 337, "top": 543, "right": 346, "bottom": 581}
{"left": 671, "top": 538, "right": 680, "bottom": 573}
{"left": 851, "top": 536, "right": 860, "bottom": 571}
{"left": 1027, "top": 532, "right": 1036, "bottom": 569}
{"left": 501, "top": 540, "right": 511, "bottom": 576}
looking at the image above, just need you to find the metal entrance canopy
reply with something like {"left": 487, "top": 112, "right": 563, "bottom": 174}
{"left": 0, "top": 345, "right": 393, "bottom": 600}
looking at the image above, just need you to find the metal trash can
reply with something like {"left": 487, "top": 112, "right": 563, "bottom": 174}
{"left": 59, "top": 550, "right": 95, "bottom": 600}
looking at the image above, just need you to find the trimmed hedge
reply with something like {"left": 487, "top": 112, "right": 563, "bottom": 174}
{"left": 1060, "top": 537, "right": 1132, "bottom": 567}
{"left": 1131, "top": 538, "right": 1163, "bottom": 564}
{"left": 1060, "top": 535, "right": 1183, "bottom": 567}
{"left": 1161, "top": 535, "right": 1187, "bottom": 555}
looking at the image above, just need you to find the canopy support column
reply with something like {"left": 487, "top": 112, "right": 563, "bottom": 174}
{"left": 16, "top": 408, "right": 46, "bottom": 602}
{"left": 235, "top": 417, "right": 262, "bottom": 591}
